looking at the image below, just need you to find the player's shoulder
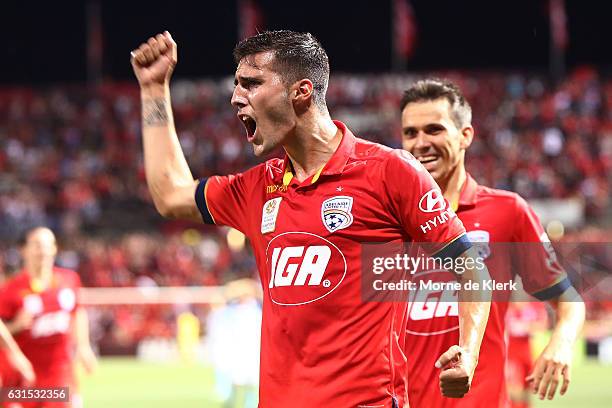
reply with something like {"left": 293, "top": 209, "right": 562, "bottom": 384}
{"left": 352, "top": 138, "right": 424, "bottom": 172}
{"left": 238, "top": 157, "right": 284, "bottom": 183}
{"left": 211, "top": 159, "right": 280, "bottom": 187}
{"left": 3, "top": 270, "right": 31, "bottom": 287}
{"left": 262, "top": 157, "right": 285, "bottom": 179}
{"left": 475, "top": 184, "right": 529, "bottom": 212}
{"left": 352, "top": 137, "right": 396, "bottom": 161}
{"left": 52, "top": 267, "right": 81, "bottom": 285}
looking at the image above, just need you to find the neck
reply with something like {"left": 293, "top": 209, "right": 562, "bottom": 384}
{"left": 437, "top": 160, "right": 467, "bottom": 207}
{"left": 26, "top": 263, "right": 53, "bottom": 288}
{"left": 284, "top": 110, "right": 341, "bottom": 182}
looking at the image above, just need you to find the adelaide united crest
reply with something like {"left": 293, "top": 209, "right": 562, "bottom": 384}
{"left": 321, "top": 196, "right": 354, "bottom": 233}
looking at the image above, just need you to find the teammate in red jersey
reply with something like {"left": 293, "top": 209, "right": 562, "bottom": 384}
{"left": 506, "top": 299, "right": 548, "bottom": 408}
{"left": 130, "top": 31, "right": 491, "bottom": 407}
{"left": 0, "top": 227, "right": 97, "bottom": 408}
{"left": 400, "top": 79, "right": 586, "bottom": 407}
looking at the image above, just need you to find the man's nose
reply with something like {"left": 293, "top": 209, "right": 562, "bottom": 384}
{"left": 413, "top": 131, "right": 431, "bottom": 150}
{"left": 231, "top": 86, "right": 247, "bottom": 109}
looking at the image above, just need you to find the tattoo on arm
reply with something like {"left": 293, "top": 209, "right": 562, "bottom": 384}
{"left": 142, "top": 99, "right": 169, "bottom": 126}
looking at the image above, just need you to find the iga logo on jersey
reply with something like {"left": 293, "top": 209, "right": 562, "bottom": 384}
{"left": 266, "top": 232, "right": 347, "bottom": 306}
{"left": 407, "top": 269, "right": 459, "bottom": 336}
{"left": 31, "top": 311, "right": 71, "bottom": 338}
{"left": 418, "top": 189, "right": 447, "bottom": 213}
{"left": 23, "top": 294, "right": 43, "bottom": 315}
{"left": 321, "top": 196, "right": 354, "bottom": 233}
{"left": 58, "top": 288, "right": 76, "bottom": 311}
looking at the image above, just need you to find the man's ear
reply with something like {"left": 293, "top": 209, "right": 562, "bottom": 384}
{"left": 293, "top": 79, "right": 314, "bottom": 104}
{"left": 460, "top": 125, "right": 474, "bottom": 150}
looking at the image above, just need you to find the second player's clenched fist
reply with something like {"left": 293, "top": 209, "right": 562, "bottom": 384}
{"left": 131, "top": 31, "right": 177, "bottom": 88}
{"left": 436, "top": 345, "right": 477, "bottom": 398}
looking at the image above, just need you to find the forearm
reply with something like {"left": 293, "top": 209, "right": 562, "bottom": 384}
{"left": 74, "top": 308, "right": 90, "bottom": 349}
{"left": 549, "top": 289, "right": 585, "bottom": 347}
{"left": 456, "top": 250, "right": 491, "bottom": 357}
{"left": 0, "top": 321, "right": 24, "bottom": 358}
{"left": 458, "top": 300, "right": 490, "bottom": 355}
{"left": 73, "top": 308, "right": 97, "bottom": 373}
{"left": 141, "top": 85, "right": 198, "bottom": 219}
{"left": 435, "top": 253, "right": 491, "bottom": 398}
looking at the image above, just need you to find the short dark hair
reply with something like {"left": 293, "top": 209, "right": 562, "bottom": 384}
{"left": 18, "top": 226, "right": 47, "bottom": 247}
{"left": 233, "top": 30, "right": 330, "bottom": 109}
{"left": 400, "top": 79, "right": 472, "bottom": 128}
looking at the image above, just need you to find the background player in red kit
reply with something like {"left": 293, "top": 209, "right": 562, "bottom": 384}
{"left": 130, "top": 31, "right": 491, "bottom": 407}
{"left": 505, "top": 299, "right": 548, "bottom": 408}
{"left": 400, "top": 79, "right": 586, "bottom": 407}
{"left": 0, "top": 228, "right": 97, "bottom": 407}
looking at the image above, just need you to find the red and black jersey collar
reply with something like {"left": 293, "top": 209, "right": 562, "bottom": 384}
{"left": 21, "top": 268, "right": 58, "bottom": 293}
{"left": 319, "top": 120, "right": 356, "bottom": 176}
{"left": 275, "top": 120, "right": 356, "bottom": 185}
{"left": 458, "top": 173, "right": 479, "bottom": 208}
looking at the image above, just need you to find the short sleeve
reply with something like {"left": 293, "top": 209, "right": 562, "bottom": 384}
{"left": 512, "top": 195, "right": 570, "bottom": 300}
{"left": 383, "top": 150, "right": 469, "bottom": 257}
{"left": 195, "top": 165, "right": 262, "bottom": 234}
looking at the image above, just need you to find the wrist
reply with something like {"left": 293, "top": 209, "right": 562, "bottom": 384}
{"left": 548, "top": 334, "right": 574, "bottom": 351}
{"left": 551, "top": 323, "right": 577, "bottom": 343}
{"left": 140, "top": 83, "right": 170, "bottom": 98}
{"left": 458, "top": 346, "right": 478, "bottom": 363}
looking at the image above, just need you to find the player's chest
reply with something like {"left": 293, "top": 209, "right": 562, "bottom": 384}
{"left": 254, "top": 181, "right": 396, "bottom": 242}
{"left": 459, "top": 206, "right": 514, "bottom": 243}
{"left": 19, "top": 287, "right": 77, "bottom": 316}
{"left": 458, "top": 207, "right": 516, "bottom": 273}
{"left": 250, "top": 181, "right": 394, "bottom": 307}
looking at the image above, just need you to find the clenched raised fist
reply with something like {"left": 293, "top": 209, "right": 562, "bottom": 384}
{"left": 131, "top": 31, "right": 177, "bottom": 88}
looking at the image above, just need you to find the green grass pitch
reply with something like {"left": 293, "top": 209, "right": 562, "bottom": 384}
{"left": 81, "top": 357, "right": 611, "bottom": 407}
{"left": 81, "top": 358, "right": 223, "bottom": 408}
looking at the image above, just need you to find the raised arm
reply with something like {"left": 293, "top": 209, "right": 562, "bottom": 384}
{"left": 131, "top": 31, "right": 201, "bottom": 221}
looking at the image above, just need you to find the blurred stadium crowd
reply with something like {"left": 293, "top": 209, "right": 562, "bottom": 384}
{"left": 0, "top": 68, "right": 610, "bottom": 349}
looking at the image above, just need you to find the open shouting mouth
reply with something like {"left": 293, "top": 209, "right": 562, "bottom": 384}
{"left": 239, "top": 114, "right": 257, "bottom": 142}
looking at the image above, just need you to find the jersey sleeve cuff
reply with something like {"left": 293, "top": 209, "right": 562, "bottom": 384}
{"left": 531, "top": 276, "right": 571, "bottom": 301}
{"left": 431, "top": 234, "right": 472, "bottom": 260}
{"left": 195, "top": 178, "right": 215, "bottom": 225}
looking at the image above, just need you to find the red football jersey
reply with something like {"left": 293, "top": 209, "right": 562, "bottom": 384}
{"left": 196, "top": 121, "right": 470, "bottom": 408}
{"left": 506, "top": 301, "right": 547, "bottom": 338}
{"left": 506, "top": 302, "right": 548, "bottom": 394}
{"left": 0, "top": 267, "right": 81, "bottom": 382}
{"left": 405, "top": 175, "right": 569, "bottom": 408}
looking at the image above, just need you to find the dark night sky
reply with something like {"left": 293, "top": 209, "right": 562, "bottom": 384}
{"left": 1, "top": 0, "right": 611, "bottom": 85}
